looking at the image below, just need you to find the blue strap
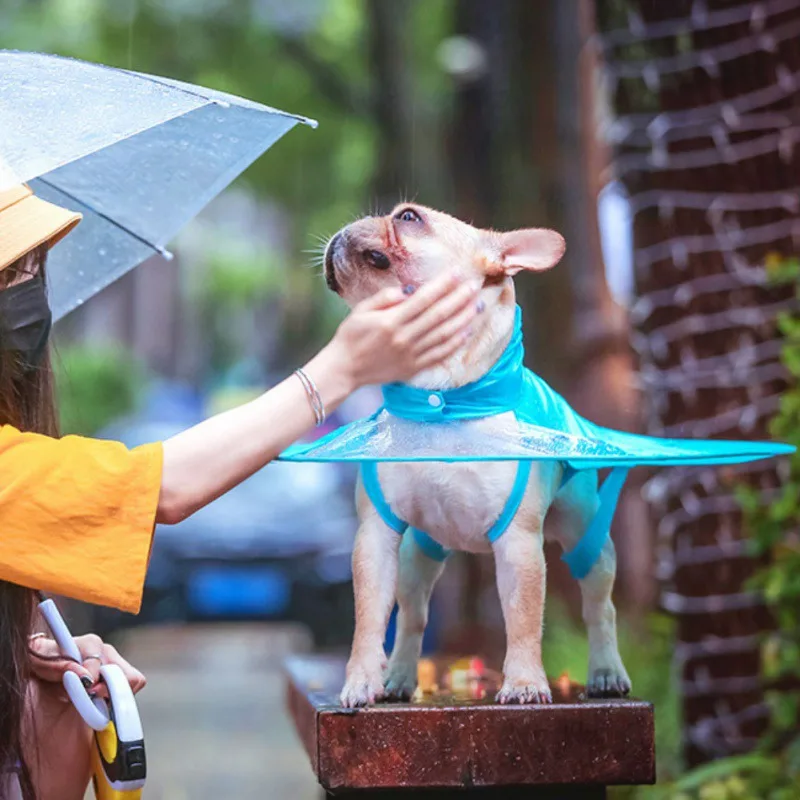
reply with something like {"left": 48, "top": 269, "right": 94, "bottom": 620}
{"left": 361, "top": 462, "right": 408, "bottom": 534}
{"left": 562, "top": 466, "right": 629, "bottom": 580}
{"left": 412, "top": 528, "right": 450, "bottom": 562}
{"left": 486, "top": 461, "right": 533, "bottom": 543}
{"left": 363, "top": 459, "right": 613, "bottom": 574}
{"left": 361, "top": 465, "right": 450, "bottom": 561}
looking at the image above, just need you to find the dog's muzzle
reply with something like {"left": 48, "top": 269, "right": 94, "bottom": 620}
{"left": 324, "top": 232, "right": 343, "bottom": 293}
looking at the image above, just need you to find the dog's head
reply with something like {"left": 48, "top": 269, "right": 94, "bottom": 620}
{"left": 323, "top": 204, "right": 565, "bottom": 386}
{"left": 323, "top": 203, "right": 565, "bottom": 309}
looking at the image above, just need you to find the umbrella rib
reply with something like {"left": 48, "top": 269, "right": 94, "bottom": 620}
{"left": 123, "top": 68, "right": 318, "bottom": 127}
{"left": 36, "top": 176, "right": 172, "bottom": 260}
{"left": 120, "top": 68, "right": 318, "bottom": 127}
{"left": 117, "top": 67, "right": 224, "bottom": 107}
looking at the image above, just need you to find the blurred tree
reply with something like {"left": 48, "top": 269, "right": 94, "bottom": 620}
{"left": 437, "top": 0, "right": 648, "bottom": 646}
{"left": 595, "top": 0, "right": 800, "bottom": 769}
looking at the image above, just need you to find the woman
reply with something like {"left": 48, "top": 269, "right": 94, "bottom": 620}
{"left": 0, "top": 185, "right": 479, "bottom": 799}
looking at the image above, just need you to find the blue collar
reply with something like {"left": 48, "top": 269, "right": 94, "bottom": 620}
{"left": 381, "top": 307, "right": 525, "bottom": 422}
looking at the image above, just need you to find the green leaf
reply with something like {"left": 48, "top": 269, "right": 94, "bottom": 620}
{"left": 673, "top": 754, "right": 780, "bottom": 792}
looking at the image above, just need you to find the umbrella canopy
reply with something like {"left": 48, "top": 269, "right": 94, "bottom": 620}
{"left": 0, "top": 50, "right": 316, "bottom": 320}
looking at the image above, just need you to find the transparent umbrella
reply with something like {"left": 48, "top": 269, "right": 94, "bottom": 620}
{"left": 0, "top": 50, "right": 316, "bottom": 320}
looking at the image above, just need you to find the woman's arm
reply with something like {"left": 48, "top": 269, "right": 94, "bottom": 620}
{"left": 157, "top": 274, "right": 479, "bottom": 524}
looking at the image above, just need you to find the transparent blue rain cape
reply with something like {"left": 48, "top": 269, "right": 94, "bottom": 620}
{"left": 280, "top": 307, "right": 794, "bottom": 579}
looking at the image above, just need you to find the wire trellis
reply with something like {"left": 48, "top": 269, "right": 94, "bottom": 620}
{"left": 597, "top": 0, "right": 799, "bottom": 51}
{"left": 596, "top": 0, "right": 800, "bottom": 765}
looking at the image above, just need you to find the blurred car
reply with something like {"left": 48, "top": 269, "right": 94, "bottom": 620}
{"left": 85, "top": 381, "right": 360, "bottom": 647}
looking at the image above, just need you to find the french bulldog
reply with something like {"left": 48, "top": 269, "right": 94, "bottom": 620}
{"left": 323, "top": 204, "right": 631, "bottom": 707}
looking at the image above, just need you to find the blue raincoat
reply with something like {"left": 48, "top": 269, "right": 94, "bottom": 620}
{"left": 280, "top": 307, "right": 794, "bottom": 578}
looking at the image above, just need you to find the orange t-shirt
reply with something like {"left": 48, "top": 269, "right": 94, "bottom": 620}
{"left": 0, "top": 425, "right": 163, "bottom": 614}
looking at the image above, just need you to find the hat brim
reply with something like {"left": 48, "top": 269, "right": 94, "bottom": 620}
{"left": 0, "top": 185, "right": 82, "bottom": 272}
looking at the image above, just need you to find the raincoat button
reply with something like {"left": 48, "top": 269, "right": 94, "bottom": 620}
{"left": 428, "top": 394, "right": 443, "bottom": 408}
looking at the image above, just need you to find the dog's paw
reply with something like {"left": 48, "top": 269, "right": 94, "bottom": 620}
{"left": 340, "top": 674, "right": 385, "bottom": 708}
{"left": 383, "top": 660, "right": 417, "bottom": 702}
{"left": 496, "top": 675, "right": 553, "bottom": 705}
{"left": 586, "top": 666, "right": 631, "bottom": 698}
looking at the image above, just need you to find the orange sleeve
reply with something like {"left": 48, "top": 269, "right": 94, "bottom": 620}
{"left": 0, "top": 425, "right": 163, "bottom": 614}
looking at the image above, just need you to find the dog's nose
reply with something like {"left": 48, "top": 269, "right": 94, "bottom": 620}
{"left": 363, "top": 249, "right": 390, "bottom": 270}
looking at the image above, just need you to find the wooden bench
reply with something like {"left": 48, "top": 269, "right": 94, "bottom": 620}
{"left": 285, "top": 655, "right": 655, "bottom": 798}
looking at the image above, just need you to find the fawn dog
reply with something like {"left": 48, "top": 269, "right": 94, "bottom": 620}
{"left": 323, "top": 203, "right": 632, "bottom": 707}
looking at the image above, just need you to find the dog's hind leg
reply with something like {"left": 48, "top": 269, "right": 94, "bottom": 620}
{"left": 384, "top": 532, "right": 447, "bottom": 701}
{"left": 340, "top": 514, "right": 401, "bottom": 708}
{"left": 553, "top": 469, "right": 631, "bottom": 697}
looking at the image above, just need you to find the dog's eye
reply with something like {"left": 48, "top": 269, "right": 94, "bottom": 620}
{"left": 395, "top": 208, "right": 422, "bottom": 223}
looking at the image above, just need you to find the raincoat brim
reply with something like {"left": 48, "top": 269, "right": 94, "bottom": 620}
{"left": 279, "top": 407, "right": 792, "bottom": 466}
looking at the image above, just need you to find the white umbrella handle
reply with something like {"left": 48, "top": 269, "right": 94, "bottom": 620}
{"left": 38, "top": 598, "right": 110, "bottom": 730}
{"left": 63, "top": 670, "right": 110, "bottom": 731}
{"left": 38, "top": 599, "right": 82, "bottom": 662}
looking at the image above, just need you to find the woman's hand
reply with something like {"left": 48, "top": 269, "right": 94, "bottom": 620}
{"left": 324, "top": 273, "right": 481, "bottom": 389}
{"left": 29, "top": 633, "right": 146, "bottom": 699}
{"left": 24, "top": 635, "right": 145, "bottom": 800}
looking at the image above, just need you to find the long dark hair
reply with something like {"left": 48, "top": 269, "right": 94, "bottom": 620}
{"left": 0, "top": 243, "right": 58, "bottom": 800}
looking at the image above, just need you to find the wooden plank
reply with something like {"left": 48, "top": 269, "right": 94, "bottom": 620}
{"left": 285, "top": 656, "right": 655, "bottom": 794}
{"left": 323, "top": 787, "right": 606, "bottom": 798}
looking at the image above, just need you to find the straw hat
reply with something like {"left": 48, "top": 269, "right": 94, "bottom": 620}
{"left": 0, "top": 184, "right": 82, "bottom": 271}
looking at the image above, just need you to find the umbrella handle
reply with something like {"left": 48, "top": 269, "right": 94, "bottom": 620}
{"left": 63, "top": 670, "right": 110, "bottom": 731}
{"left": 39, "top": 597, "right": 110, "bottom": 729}
{"left": 38, "top": 599, "right": 82, "bottom": 662}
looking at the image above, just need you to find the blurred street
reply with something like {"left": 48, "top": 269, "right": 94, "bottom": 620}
{"left": 106, "top": 624, "right": 321, "bottom": 800}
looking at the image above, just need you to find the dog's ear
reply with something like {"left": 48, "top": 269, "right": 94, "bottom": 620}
{"left": 494, "top": 228, "right": 565, "bottom": 276}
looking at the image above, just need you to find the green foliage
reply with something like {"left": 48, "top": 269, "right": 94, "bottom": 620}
{"left": 202, "top": 247, "right": 284, "bottom": 309}
{"left": 184, "top": 227, "right": 290, "bottom": 376}
{"left": 634, "top": 257, "right": 800, "bottom": 799}
{"left": 55, "top": 345, "right": 145, "bottom": 436}
{"left": 643, "top": 752, "right": 797, "bottom": 800}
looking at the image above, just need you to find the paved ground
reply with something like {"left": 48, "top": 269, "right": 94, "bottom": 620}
{"left": 100, "top": 624, "right": 323, "bottom": 800}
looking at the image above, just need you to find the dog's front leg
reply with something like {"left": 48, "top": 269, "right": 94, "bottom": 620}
{"left": 340, "top": 516, "right": 400, "bottom": 708}
{"left": 384, "top": 532, "right": 447, "bottom": 701}
{"left": 493, "top": 522, "right": 552, "bottom": 704}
